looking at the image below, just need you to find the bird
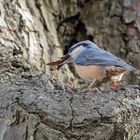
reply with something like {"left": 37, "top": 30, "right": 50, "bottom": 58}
{"left": 47, "top": 40, "right": 136, "bottom": 89}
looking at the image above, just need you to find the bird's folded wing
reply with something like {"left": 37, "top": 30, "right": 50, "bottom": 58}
{"left": 74, "top": 47, "right": 135, "bottom": 71}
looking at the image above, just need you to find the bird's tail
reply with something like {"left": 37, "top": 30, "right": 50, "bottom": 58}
{"left": 47, "top": 55, "right": 72, "bottom": 70}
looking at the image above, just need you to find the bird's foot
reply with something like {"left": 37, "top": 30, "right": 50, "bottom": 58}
{"left": 82, "top": 87, "right": 99, "bottom": 93}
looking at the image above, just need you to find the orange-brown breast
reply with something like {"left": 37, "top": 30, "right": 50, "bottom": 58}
{"left": 74, "top": 64, "right": 126, "bottom": 84}
{"left": 74, "top": 64, "right": 106, "bottom": 82}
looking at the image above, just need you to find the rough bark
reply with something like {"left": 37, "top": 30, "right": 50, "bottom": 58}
{"left": 0, "top": 0, "right": 140, "bottom": 140}
{"left": 0, "top": 70, "right": 140, "bottom": 140}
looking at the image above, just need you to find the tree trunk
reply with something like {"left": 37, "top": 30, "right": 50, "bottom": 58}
{"left": 0, "top": 70, "right": 140, "bottom": 140}
{"left": 0, "top": 0, "right": 140, "bottom": 139}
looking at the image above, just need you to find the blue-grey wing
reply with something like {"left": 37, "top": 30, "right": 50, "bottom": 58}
{"left": 74, "top": 47, "right": 135, "bottom": 71}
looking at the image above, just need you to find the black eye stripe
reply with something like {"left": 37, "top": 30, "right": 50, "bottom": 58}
{"left": 68, "top": 42, "right": 92, "bottom": 54}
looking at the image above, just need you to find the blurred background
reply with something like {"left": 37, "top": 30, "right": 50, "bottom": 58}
{"left": 47, "top": 0, "right": 140, "bottom": 88}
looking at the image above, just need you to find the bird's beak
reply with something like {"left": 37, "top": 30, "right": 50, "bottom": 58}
{"left": 59, "top": 56, "right": 73, "bottom": 65}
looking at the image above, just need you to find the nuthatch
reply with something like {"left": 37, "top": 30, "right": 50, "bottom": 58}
{"left": 47, "top": 40, "right": 135, "bottom": 88}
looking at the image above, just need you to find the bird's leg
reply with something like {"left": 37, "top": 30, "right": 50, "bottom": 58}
{"left": 85, "top": 80, "right": 99, "bottom": 92}
{"left": 88, "top": 80, "right": 96, "bottom": 89}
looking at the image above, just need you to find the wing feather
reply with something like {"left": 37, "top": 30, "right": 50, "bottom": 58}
{"left": 74, "top": 45, "right": 135, "bottom": 71}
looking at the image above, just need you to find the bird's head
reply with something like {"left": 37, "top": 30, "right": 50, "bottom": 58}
{"left": 68, "top": 40, "right": 97, "bottom": 59}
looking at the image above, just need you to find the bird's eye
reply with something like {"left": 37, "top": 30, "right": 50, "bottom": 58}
{"left": 86, "top": 45, "right": 91, "bottom": 48}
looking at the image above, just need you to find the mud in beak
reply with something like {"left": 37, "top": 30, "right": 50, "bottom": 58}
{"left": 47, "top": 55, "right": 73, "bottom": 70}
